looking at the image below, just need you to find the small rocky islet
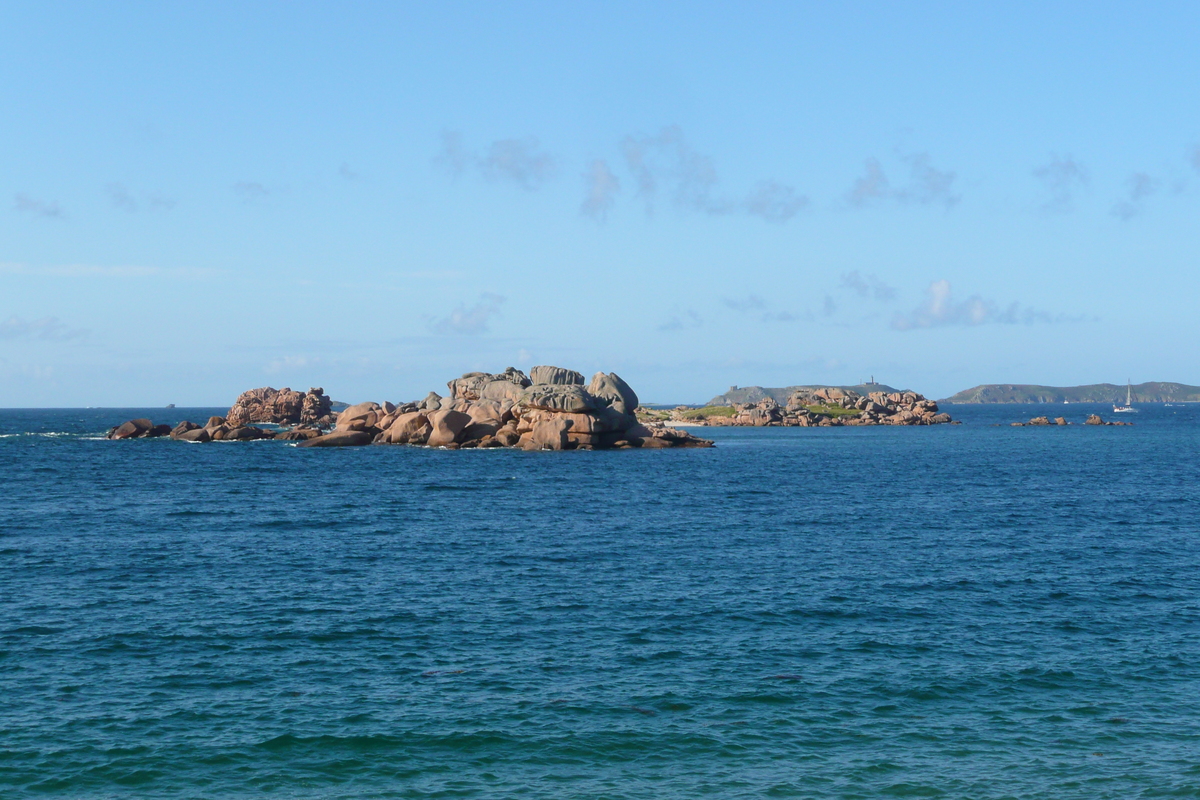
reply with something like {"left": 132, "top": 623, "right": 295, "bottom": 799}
{"left": 107, "top": 366, "right": 714, "bottom": 450}
{"left": 646, "top": 386, "right": 956, "bottom": 428}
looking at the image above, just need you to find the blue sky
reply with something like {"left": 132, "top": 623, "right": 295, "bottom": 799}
{"left": 3, "top": 1, "right": 1200, "bottom": 406}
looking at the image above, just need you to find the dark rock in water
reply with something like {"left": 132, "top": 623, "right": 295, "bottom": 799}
{"left": 224, "top": 426, "right": 270, "bottom": 441}
{"left": 177, "top": 428, "right": 211, "bottom": 443}
{"left": 274, "top": 428, "right": 321, "bottom": 441}
{"left": 170, "top": 421, "right": 200, "bottom": 440}
{"left": 1086, "top": 414, "right": 1104, "bottom": 425}
{"left": 297, "top": 430, "right": 374, "bottom": 448}
{"left": 1029, "top": 416, "right": 1051, "bottom": 426}
{"left": 108, "top": 419, "right": 154, "bottom": 439}
{"left": 107, "top": 418, "right": 171, "bottom": 439}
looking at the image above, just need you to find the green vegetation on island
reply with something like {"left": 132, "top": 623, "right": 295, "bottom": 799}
{"left": 941, "top": 382, "right": 1200, "bottom": 404}
{"left": 803, "top": 404, "right": 861, "bottom": 418}
{"left": 707, "top": 383, "right": 900, "bottom": 406}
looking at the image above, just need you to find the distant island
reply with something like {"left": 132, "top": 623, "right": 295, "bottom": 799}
{"left": 941, "top": 382, "right": 1200, "bottom": 404}
{"left": 707, "top": 382, "right": 900, "bottom": 406}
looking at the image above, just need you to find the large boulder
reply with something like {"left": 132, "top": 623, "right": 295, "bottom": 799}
{"left": 447, "top": 368, "right": 531, "bottom": 403}
{"left": 274, "top": 428, "right": 321, "bottom": 441}
{"left": 530, "top": 365, "right": 584, "bottom": 386}
{"left": 426, "top": 409, "right": 472, "bottom": 447}
{"left": 520, "top": 416, "right": 571, "bottom": 450}
{"left": 177, "top": 428, "right": 212, "bottom": 443}
{"left": 586, "top": 372, "right": 639, "bottom": 416}
{"left": 108, "top": 418, "right": 154, "bottom": 439}
{"left": 225, "top": 426, "right": 270, "bottom": 441}
{"left": 297, "top": 430, "right": 374, "bottom": 448}
{"left": 519, "top": 384, "right": 595, "bottom": 413}
{"left": 169, "top": 420, "right": 200, "bottom": 439}
{"left": 335, "top": 401, "right": 383, "bottom": 431}
{"left": 383, "top": 411, "right": 431, "bottom": 444}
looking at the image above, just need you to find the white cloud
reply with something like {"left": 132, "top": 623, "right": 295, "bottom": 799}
{"left": 0, "top": 315, "right": 88, "bottom": 342}
{"left": 435, "top": 132, "right": 555, "bottom": 190}
{"left": 891, "top": 280, "right": 1073, "bottom": 330}
{"left": 434, "top": 130, "right": 471, "bottom": 176}
{"left": 840, "top": 271, "right": 897, "bottom": 301}
{"left": 581, "top": 159, "right": 620, "bottom": 219}
{"left": 658, "top": 308, "right": 703, "bottom": 332}
{"left": 745, "top": 181, "right": 808, "bottom": 222}
{"left": 429, "top": 293, "right": 506, "bottom": 335}
{"left": 106, "top": 183, "right": 137, "bottom": 211}
{"left": 479, "top": 138, "right": 555, "bottom": 190}
{"left": 621, "top": 126, "right": 726, "bottom": 214}
{"left": 1111, "top": 172, "right": 1158, "bottom": 221}
{"left": 722, "top": 295, "right": 806, "bottom": 323}
{"left": 847, "top": 152, "right": 959, "bottom": 208}
{"left": 13, "top": 193, "right": 63, "bottom": 218}
{"left": 1033, "top": 154, "right": 1088, "bottom": 212}
{"left": 233, "top": 181, "right": 269, "bottom": 199}
{"left": 848, "top": 158, "right": 891, "bottom": 206}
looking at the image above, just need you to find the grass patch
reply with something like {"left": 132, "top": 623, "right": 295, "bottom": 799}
{"left": 677, "top": 405, "right": 737, "bottom": 420}
{"left": 804, "top": 404, "right": 861, "bottom": 418}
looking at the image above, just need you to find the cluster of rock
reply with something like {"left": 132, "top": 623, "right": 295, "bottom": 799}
{"left": 1086, "top": 414, "right": 1131, "bottom": 426}
{"left": 303, "top": 366, "right": 711, "bottom": 450}
{"left": 1010, "top": 416, "right": 1070, "bottom": 427}
{"left": 106, "top": 418, "right": 174, "bottom": 440}
{"left": 679, "top": 387, "right": 953, "bottom": 427}
{"left": 1009, "top": 414, "right": 1131, "bottom": 427}
{"left": 225, "top": 386, "right": 333, "bottom": 427}
{"left": 107, "top": 366, "right": 713, "bottom": 451}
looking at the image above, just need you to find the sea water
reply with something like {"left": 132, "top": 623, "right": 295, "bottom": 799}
{"left": 2, "top": 404, "right": 1198, "bottom": 798}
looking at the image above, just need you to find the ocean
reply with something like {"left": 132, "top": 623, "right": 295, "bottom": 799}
{"left": 2, "top": 403, "right": 1198, "bottom": 798}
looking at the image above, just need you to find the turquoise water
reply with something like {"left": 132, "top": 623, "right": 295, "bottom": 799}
{"left": 2, "top": 404, "right": 1198, "bottom": 798}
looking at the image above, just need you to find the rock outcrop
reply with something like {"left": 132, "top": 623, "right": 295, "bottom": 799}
{"left": 660, "top": 387, "right": 954, "bottom": 428}
{"left": 107, "top": 418, "right": 171, "bottom": 439}
{"left": 109, "top": 366, "right": 713, "bottom": 451}
{"left": 226, "top": 387, "right": 333, "bottom": 427}
{"left": 1084, "top": 414, "right": 1132, "bottom": 427}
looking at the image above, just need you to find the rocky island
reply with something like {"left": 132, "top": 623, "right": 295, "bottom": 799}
{"left": 107, "top": 366, "right": 713, "bottom": 450}
{"left": 642, "top": 386, "right": 954, "bottom": 428}
{"left": 942, "top": 382, "right": 1200, "bottom": 404}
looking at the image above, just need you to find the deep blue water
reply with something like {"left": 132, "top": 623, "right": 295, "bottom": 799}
{"left": 2, "top": 404, "right": 1199, "bottom": 798}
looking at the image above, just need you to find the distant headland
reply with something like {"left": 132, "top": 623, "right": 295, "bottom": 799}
{"left": 941, "top": 382, "right": 1200, "bottom": 404}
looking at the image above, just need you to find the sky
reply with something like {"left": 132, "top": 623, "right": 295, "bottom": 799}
{"left": 3, "top": 1, "right": 1200, "bottom": 406}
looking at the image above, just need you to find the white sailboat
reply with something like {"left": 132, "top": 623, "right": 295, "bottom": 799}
{"left": 1114, "top": 380, "right": 1138, "bottom": 413}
